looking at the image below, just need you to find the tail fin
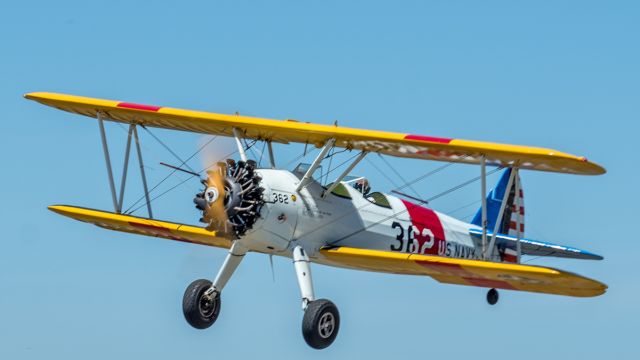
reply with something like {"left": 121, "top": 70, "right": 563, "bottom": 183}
{"left": 471, "top": 168, "right": 524, "bottom": 236}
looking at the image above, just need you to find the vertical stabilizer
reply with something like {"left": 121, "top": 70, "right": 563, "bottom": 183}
{"left": 471, "top": 169, "right": 524, "bottom": 236}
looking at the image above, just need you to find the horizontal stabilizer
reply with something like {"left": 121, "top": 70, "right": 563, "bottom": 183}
{"left": 48, "top": 205, "right": 230, "bottom": 249}
{"left": 320, "top": 246, "right": 606, "bottom": 297}
{"left": 469, "top": 229, "right": 603, "bottom": 260}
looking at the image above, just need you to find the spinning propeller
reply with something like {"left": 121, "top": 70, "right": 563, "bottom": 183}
{"left": 194, "top": 158, "right": 265, "bottom": 238}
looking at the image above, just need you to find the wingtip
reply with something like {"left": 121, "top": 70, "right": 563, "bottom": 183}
{"left": 48, "top": 204, "right": 71, "bottom": 216}
{"left": 590, "top": 163, "right": 607, "bottom": 176}
{"left": 579, "top": 157, "right": 606, "bottom": 175}
{"left": 24, "top": 92, "right": 50, "bottom": 101}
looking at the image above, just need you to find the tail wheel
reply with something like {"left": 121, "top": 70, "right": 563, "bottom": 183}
{"left": 487, "top": 288, "right": 499, "bottom": 305}
{"left": 182, "top": 279, "right": 221, "bottom": 329}
{"left": 194, "top": 159, "right": 265, "bottom": 238}
{"left": 302, "top": 299, "right": 340, "bottom": 349}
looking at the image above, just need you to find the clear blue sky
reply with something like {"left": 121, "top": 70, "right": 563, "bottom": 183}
{"left": 1, "top": 1, "right": 638, "bottom": 358}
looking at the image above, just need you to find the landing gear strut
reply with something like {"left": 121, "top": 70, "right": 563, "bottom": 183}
{"left": 487, "top": 288, "right": 499, "bottom": 305}
{"left": 294, "top": 246, "right": 340, "bottom": 349}
{"left": 182, "top": 241, "right": 246, "bottom": 329}
{"left": 182, "top": 243, "right": 340, "bottom": 349}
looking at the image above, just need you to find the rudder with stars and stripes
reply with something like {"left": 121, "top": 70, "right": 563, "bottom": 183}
{"left": 471, "top": 168, "right": 524, "bottom": 237}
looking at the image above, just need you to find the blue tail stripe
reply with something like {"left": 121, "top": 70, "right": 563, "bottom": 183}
{"left": 471, "top": 168, "right": 513, "bottom": 231}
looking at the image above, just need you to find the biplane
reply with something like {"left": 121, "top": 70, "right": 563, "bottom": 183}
{"left": 26, "top": 92, "right": 607, "bottom": 349}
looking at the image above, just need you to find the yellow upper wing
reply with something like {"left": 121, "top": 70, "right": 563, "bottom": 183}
{"left": 48, "top": 205, "right": 231, "bottom": 249}
{"left": 319, "top": 246, "right": 606, "bottom": 297}
{"left": 25, "top": 92, "right": 605, "bottom": 175}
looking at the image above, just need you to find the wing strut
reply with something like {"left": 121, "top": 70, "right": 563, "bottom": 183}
{"left": 232, "top": 127, "right": 248, "bottom": 162}
{"left": 267, "top": 141, "right": 276, "bottom": 169}
{"left": 322, "top": 151, "right": 367, "bottom": 198}
{"left": 97, "top": 111, "right": 119, "bottom": 212}
{"left": 296, "top": 138, "right": 336, "bottom": 192}
{"left": 480, "top": 155, "right": 488, "bottom": 259}
{"left": 133, "top": 125, "right": 153, "bottom": 218}
{"left": 479, "top": 165, "right": 523, "bottom": 263}
{"left": 118, "top": 124, "right": 135, "bottom": 212}
{"left": 487, "top": 168, "right": 517, "bottom": 259}
{"left": 96, "top": 112, "right": 153, "bottom": 218}
{"left": 515, "top": 168, "right": 523, "bottom": 262}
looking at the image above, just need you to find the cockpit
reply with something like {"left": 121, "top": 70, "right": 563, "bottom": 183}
{"left": 343, "top": 176, "right": 391, "bottom": 208}
{"left": 293, "top": 163, "right": 392, "bottom": 208}
{"left": 343, "top": 176, "right": 370, "bottom": 196}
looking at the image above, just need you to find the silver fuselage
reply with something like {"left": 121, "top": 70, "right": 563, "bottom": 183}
{"left": 241, "top": 169, "right": 498, "bottom": 265}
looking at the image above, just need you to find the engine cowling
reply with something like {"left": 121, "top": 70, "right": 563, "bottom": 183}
{"left": 193, "top": 159, "right": 265, "bottom": 238}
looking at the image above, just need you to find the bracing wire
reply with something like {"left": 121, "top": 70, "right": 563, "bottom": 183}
{"left": 128, "top": 138, "right": 260, "bottom": 214}
{"left": 364, "top": 157, "right": 402, "bottom": 189}
{"left": 325, "top": 166, "right": 503, "bottom": 245}
{"left": 378, "top": 154, "right": 422, "bottom": 198}
{"left": 257, "top": 141, "right": 266, "bottom": 168}
{"left": 128, "top": 145, "right": 241, "bottom": 215}
{"left": 445, "top": 199, "right": 482, "bottom": 216}
{"left": 326, "top": 152, "right": 362, "bottom": 178}
{"left": 323, "top": 147, "right": 335, "bottom": 185}
{"left": 142, "top": 125, "right": 197, "bottom": 173}
{"left": 284, "top": 146, "right": 318, "bottom": 168}
{"left": 123, "top": 133, "right": 218, "bottom": 214}
{"left": 296, "top": 163, "right": 501, "bottom": 243}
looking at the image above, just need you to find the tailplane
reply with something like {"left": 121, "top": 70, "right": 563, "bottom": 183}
{"left": 469, "top": 169, "right": 603, "bottom": 262}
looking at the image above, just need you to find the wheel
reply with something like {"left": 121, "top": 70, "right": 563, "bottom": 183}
{"left": 487, "top": 288, "right": 499, "bottom": 305}
{"left": 182, "top": 279, "right": 221, "bottom": 329}
{"left": 302, "top": 299, "right": 340, "bottom": 349}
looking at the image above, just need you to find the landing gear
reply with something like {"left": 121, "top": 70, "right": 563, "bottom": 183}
{"left": 302, "top": 299, "right": 340, "bottom": 349}
{"left": 487, "top": 288, "right": 499, "bottom": 305}
{"left": 182, "top": 241, "right": 246, "bottom": 330}
{"left": 293, "top": 246, "right": 340, "bottom": 349}
{"left": 182, "top": 279, "right": 221, "bottom": 329}
{"left": 182, "top": 243, "right": 341, "bottom": 349}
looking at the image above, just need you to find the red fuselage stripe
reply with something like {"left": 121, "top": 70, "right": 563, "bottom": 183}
{"left": 401, "top": 199, "right": 446, "bottom": 255}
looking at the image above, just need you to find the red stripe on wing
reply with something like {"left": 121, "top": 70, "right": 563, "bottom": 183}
{"left": 128, "top": 222, "right": 196, "bottom": 244}
{"left": 404, "top": 134, "right": 453, "bottom": 144}
{"left": 464, "top": 278, "right": 516, "bottom": 290}
{"left": 117, "top": 102, "right": 162, "bottom": 112}
{"left": 414, "top": 260, "right": 516, "bottom": 290}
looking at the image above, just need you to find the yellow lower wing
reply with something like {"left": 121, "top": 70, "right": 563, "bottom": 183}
{"left": 48, "top": 205, "right": 231, "bottom": 249}
{"left": 320, "top": 247, "right": 606, "bottom": 297}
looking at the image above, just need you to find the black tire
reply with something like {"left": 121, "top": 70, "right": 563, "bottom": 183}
{"left": 487, "top": 288, "right": 499, "bottom": 305}
{"left": 182, "top": 279, "right": 221, "bottom": 329}
{"left": 302, "top": 299, "right": 340, "bottom": 349}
